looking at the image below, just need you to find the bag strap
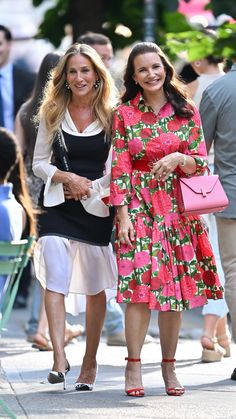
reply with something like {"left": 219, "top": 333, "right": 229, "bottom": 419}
{"left": 206, "top": 166, "right": 211, "bottom": 175}
{"left": 52, "top": 128, "right": 71, "bottom": 172}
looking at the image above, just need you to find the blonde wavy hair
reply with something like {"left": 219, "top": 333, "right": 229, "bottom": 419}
{"left": 38, "top": 43, "right": 117, "bottom": 143}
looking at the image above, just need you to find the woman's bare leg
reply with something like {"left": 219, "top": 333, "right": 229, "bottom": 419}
{"left": 32, "top": 288, "right": 52, "bottom": 350}
{"left": 201, "top": 314, "right": 219, "bottom": 347}
{"left": 216, "top": 315, "right": 231, "bottom": 352}
{"left": 125, "top": 303, "right": 151, "bottom": 392}
{"left": 45, "top": 289, "right": 67, "bottom": 371}
{"left": 76, "top": 291, "right": 106, "bottom": 384}
{"left": 159, "top": 311, "right": 183, "bottom": 391}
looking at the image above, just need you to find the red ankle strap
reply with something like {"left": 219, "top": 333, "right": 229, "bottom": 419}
{"left": 125, "top": 357, "right": 141, "bottom": 362}
{"left": 162, "top": 358, "right": 176, "bottom": 363}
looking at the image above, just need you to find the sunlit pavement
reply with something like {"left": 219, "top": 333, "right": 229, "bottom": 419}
{"left": 0, "top": 306, "right": 235, "bottom": 419}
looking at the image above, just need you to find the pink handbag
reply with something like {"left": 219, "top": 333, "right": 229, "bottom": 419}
{"left": 178, "top": 173, "right": 229, "bottom": 216}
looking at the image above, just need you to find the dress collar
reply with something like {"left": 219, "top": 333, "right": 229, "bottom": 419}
{"left": 132, "top": 91, "right": 175, "bottom": 118}
{"left": 62, "top": 109, "right": 103, "bottom": 136}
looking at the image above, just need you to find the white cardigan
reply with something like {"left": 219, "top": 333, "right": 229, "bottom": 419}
{"left": 32, "top": 111, "right": 111, "bottom": 217}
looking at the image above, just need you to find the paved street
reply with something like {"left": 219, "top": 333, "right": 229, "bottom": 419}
{"left": 0, "top": 306, "right": 236, "bottom": 418}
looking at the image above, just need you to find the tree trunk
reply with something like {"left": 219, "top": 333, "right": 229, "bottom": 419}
{"left": 68, "top": 0, "right": 106, "bottom": 43}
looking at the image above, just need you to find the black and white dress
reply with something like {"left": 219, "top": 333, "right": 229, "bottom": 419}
{"left": 33, "top": 110, "right": 117, "bottom": 313}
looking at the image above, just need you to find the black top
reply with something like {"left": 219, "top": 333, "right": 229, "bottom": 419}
{"left": 38, "top": 129, "right": 114, "bottom": 246}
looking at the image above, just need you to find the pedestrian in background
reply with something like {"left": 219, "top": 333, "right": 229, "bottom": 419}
{"left": 110, "top": 42, "right": 223, "bottom": 397}
{"left": 0, "top": 24, "right": 36, "bottom": 309}
{"left": 32, "top": 43, "right": 117, "bottom": 390}
{"left": 200, "top": 57, "right": 236, "bottom": 380}
{"left": 15, "top": 53, "right": 62, "bottom": 349}
{"left": 0, "top": 25, "right": 35, "bottom": 131}
{"left": 0, "top": 128, "right": 36, "bottom": 300}
{"left": 186, "top": 53, "right": 231, "bottom": 362}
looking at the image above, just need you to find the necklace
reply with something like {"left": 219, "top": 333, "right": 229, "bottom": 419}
{"left": 150, "top": 99, "right": 167, "bottom": 115}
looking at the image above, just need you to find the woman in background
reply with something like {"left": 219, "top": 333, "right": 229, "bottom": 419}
{"left": 0, "top": 128, "right": 36, "bottom": 300}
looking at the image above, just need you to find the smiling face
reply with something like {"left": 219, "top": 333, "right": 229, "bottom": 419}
{"left": 66, "top": 53, "right": 97, "bottom": 99}
{"left": 133, "top": 52, "right": 166, "bottom": 95}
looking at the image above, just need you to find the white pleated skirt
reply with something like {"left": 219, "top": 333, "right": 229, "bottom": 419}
{"left": 33, "top": 235, "right": 118, "bottom": 315}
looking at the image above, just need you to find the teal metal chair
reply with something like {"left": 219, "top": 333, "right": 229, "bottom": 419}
{"left": 0, "top": 236, "right": 35, "bottom": 331}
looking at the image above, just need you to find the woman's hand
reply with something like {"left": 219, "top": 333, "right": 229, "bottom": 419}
{"left": 117, "top": 206, "right": 134, "bottom": 247}
{"left": 63, "top": 173, "right": 92, "bottom": 201}
{"left": 118, "top": 216, "right": 134, "bottom": 247}
{"left": 151, "top": 152, "right": 183, "bottom": 181}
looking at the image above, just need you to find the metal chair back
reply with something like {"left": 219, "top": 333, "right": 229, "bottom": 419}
{"left": 0, "top": 236, "right": 35, "bottom": 331}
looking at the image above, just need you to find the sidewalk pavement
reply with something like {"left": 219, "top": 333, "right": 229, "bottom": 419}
{"left": 0, "top": 306, "right": 236, "bottom": 419}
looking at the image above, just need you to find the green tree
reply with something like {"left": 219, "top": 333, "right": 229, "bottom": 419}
{"left": 33, "top": 0, "right": 182, "bottom": 48}
{"left": 33, "top": 0, "right": 236, "bottom": 54}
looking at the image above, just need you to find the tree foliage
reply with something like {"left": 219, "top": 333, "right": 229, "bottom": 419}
{"left": 32, "top": 0, "right": 180, "bottom": 48}
{"left": 33, "top": 0, "right": 236, "bottom": 61}
{"left": 165, "top": 22, "right": 236, "bottom": 61}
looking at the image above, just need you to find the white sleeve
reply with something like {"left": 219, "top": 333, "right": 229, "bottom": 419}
{"left": 32, "top": 119, "right": 65, "bottom": 207}
{"left": 80, "top": 147, "right": 112, "bottom": 217}
{"left": 91, "top": 146, "right": 112, "bottom": 195}
{"left": 104, "top": 145, "right": 112, "bottom": 175}
{"left": 32, "top": 119, "right": 57, "bottom": 182}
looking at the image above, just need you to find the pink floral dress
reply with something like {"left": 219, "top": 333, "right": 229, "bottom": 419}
{"left": 110, "top": 92, "right": 223, "bottom": 311}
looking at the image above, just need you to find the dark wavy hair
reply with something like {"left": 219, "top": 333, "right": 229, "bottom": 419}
{"left": 121, "top": 42, "right": 194, "bottom": 118}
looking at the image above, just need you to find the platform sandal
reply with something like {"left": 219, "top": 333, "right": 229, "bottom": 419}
{"left": 201, "top": 334, "right": 226, "bottom": 362}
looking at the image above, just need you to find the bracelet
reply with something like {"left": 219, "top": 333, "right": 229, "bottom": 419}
{"left": 180, "top": 155, "right": 187, "bottom": 167}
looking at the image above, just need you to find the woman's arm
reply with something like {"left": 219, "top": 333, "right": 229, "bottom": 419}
{"left": 151, "top": 108, "right": 208, "bottom": 180}
{"left": 32, "top": 119, "right": 57, "bottom": 183}
{"left": 33, "top": 119, "right": 91, "bottom": 202}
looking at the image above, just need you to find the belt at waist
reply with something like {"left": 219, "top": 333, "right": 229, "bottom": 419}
{"left": 132, "top": 160, "right": 151, "bottom": 171}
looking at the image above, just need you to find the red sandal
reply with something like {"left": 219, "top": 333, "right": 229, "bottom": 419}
{"left": 125, "top": 357, "right": 145, "bottom": 397}
{"left": 161, "top": 359, "right": 185, "bottom": 396}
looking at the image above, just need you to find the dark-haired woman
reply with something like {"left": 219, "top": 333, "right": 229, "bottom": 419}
{"left": 110, "top": 42, "right": 223, "bottom": 397}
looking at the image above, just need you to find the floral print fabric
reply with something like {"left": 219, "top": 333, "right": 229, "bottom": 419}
{"left": 110, "top": 92, "right": 223, "bottom": 311}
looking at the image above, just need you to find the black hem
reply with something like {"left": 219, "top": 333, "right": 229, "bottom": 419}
{"left": 38, "top": 232, "right": 110, "bottom": 247}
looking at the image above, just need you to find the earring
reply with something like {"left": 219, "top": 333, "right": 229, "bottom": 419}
{"left": 66, "top": 82, "right": 70, "bottom": 89}
{"left": 94, "top": 79, "right": 100, "bottom": 89}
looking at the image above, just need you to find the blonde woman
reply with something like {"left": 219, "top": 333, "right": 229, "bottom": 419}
{"left": 32, "top": 44, "right": 117, "bottom": 390}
